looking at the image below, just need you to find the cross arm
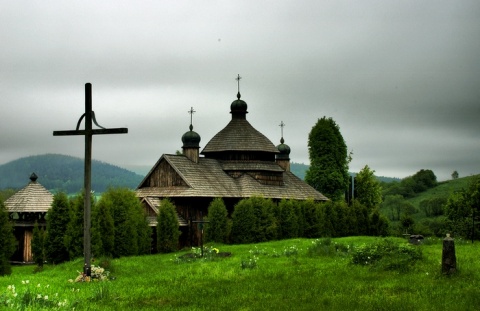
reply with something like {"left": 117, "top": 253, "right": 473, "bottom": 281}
{"left": 53, "top": 128, "right": 128, "bottom": 136}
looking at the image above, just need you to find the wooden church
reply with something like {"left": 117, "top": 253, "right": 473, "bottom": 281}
{"left": 4, "top": 173, "right": 53, "bottom": 263}
{"left": 136, "top": 82, "right": 327, "bottom": 246}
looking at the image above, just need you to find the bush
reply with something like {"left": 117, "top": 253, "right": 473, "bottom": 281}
{"left": 307, "top": 238, "right": 351, "bottom": 257}
{"left": 351, "top": 239, "right": 422, "bottom": 272}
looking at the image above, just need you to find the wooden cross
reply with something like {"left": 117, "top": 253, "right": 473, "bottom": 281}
{"left": 53, "top": 83, "right": 128, "bottom": 276}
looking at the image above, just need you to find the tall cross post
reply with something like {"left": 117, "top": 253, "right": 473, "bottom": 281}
{"left": 53, "top": 83, "right": 128, "bottom": 277}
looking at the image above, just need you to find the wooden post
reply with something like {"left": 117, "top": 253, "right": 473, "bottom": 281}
{"left": 53, "top": 83, "right": 127, "bottom": 276}
{"left": 442, "top": 233, "right": 456, "bottom": 275}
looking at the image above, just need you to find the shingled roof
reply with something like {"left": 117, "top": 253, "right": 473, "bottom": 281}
{"left": 4, "top": 174, "right": 53, "bottom": 213}
{"left": 201, "top": 118, "right": 279, "bottom": 154}
{"left": 137, "top": 154, "right": 327, "bottom": 201}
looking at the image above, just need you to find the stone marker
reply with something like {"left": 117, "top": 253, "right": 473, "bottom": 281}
{"left": 442, "top": 233, "right": 456, "bottom": 274}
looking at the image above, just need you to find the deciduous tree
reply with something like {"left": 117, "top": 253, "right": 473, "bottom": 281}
{"left": 355, "top": 165, "right": 382, "bottom": 209}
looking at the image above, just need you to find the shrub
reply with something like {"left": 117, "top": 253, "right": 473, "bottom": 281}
{"left": 307, "top": 238, "right": 351, "bottom": 257}
{"left": 351, "top": 239, "right": 422, "bottom": 272}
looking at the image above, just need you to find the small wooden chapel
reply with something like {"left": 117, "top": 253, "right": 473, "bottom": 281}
{"left": 4, "top": 173, "right": 53, "bottom": 263}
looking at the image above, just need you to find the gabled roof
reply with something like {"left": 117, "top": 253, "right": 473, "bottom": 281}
{"left": 136, "top": 154, "right": 327, "bottom": 201}
{"left": 141, "top": 197, "right": 188, "bottom": 226}
{"left": 201, "top": 118, "right": 279, "bottom": 154}
{"left": 5, "top": 180, "right": 53, "bottom": 213}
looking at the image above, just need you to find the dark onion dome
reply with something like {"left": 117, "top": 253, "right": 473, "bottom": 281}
{"left": 230, "top": 92, "right": 248, "bottom": 117}
{"left": 182, "top": 124, "right": 201, "bottom": 148}
{"left": 276, "top": 137, "right": 291, "bottom": 159}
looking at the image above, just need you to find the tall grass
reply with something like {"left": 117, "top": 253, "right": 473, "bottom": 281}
{"left": 1, "top": 237, "right": 479, "bottom": 310}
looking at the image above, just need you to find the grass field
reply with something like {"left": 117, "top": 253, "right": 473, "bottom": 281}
{"left": 1, "top": 237, "right": 479, "bottom": 310}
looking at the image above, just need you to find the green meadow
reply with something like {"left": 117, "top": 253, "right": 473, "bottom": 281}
{"left": 1, "top": 237, "right": 479, "bottom": 311}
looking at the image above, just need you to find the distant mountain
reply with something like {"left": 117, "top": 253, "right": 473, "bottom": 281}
{"left": 0, "top": 154, "right": 144, "bottom": 193}
{"left": 290, "top": 162, "right": 400, "bottom": 183}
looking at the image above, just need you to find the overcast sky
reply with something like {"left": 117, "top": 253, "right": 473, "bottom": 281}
{"left": 1, "top": 1, "right": 479, "bottom": 181}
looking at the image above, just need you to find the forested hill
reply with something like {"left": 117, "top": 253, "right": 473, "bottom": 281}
{"left": 0, "top": 154, "right": 144, "bottom": 193}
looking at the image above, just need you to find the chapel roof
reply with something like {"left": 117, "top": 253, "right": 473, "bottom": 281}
{"left": 4, "top": 173, "right": 53, "bottom": 213}
{"left": 137, "top": 154, "right": 327, "bottom": 201}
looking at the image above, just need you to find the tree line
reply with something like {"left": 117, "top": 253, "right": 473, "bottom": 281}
{"left": 155, "top": 196, "right": 389, "bottom": 251}
{"left": 31, "top": 188, "right": 151, "bottom": 268}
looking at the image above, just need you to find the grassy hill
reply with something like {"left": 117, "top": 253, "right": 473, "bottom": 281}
{"left": 406, "top": 175, "right": 478, "bottom": 213}
{"left": 0, "top": 154, "right": 143, "bottom": 194}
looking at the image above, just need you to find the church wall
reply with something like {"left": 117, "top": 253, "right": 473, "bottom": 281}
{"left": 147, "top": 160, "right": 188, "bottom": 187}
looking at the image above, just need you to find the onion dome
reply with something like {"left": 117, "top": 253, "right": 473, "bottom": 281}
{"left": 30, "top": 172, "right": 38, "bottom": 182}
{"left": 182, "top": 124, "right": 201, "bottom": 148}
{"left": 276, "top": 137, "right": 291, "bottom": 160}
{"left": 230, "top": 92, "right": 248, "bottom": 118}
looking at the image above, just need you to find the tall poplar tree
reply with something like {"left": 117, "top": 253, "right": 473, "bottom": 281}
{"left": 305, "top": 117, "right": 350, "bottom": 201}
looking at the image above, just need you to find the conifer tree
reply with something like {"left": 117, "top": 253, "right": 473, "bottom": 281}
{"left": 205, "top": 198, "right": 228, "bottom": 243}
{"left": 305, "top": 117, "right": 350, "bottom": 201}
{"left": 320, "top": 201, "right": 336, "bottom": 237}
{"left": 231, "top": 198, "right": 256, "bottom": 244}
{"left": 0, "top": 200, "right": 16, "bottom": 275}
{"left": 251, "top": 197, "right": 277, "bottom": 242}
{"left": 45, "top": 192, "right": 70, "bottom": 264}
{"left": 278, "top": 199, "right": 299, "bottom": 239}
{"left": 32, "top": 221, "right": 46, "bottom": 267}
{"left": 91, "top": 196, "right": 115, "bottom": 257}
{"left": 303, "top": 199, "right": 322, "bottom": 238}
{"left": 63, "top": 193, "right": 85, "bottom": 259}
{"left": 100, "top": 187, "right": 150, "bottom": 257}
{"left": 156, "top": 199, "right": 180, "bottom": 253}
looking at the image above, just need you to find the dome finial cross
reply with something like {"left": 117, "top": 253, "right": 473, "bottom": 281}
{"left": 188, "top": 107, "right": 196, "bottom": 130}
{"left": 236, "top": 74, "right": 242, "bottom": 99}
